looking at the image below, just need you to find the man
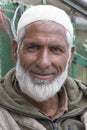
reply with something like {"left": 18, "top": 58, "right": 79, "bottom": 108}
{"left": 0, "top": 5, "right": 87, "bottom": 130}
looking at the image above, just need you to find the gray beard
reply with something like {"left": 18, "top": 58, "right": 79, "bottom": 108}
{"left": 16, "top": 58, "right": 69, "bottom": 102}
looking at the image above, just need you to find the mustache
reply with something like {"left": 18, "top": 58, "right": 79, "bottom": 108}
{"left": 24, "top": 66, "right": 57, "bottom": 75}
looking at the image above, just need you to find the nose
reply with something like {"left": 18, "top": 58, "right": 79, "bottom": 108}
{"left": 36, "top": 49, "right": 51, "bottom": 69}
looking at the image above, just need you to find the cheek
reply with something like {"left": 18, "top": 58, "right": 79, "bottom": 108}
{"left": 19, "top": 52, "right": 37, "bottom": 69}
{"left": 52, "top": 54, "right": 69, "bottom": 73}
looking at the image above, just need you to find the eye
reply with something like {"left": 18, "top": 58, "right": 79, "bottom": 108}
{"left": 26, "top": 43, "right": 41, "bottom": 52}
{"left": 49, "top": 46, "right": 63, "bottom": 54}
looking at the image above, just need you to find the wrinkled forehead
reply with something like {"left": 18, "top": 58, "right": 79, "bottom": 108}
{"left": 20, "top": 21, "right": 68, "bottom": 49}
{"left": 25, "top": 20, "right": 66, "bottom": 35}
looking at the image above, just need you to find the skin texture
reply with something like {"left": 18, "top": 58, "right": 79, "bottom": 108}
{"left": 12, "top": 21, "right": 74, "bottom": 118}
{"left": 13, "top": 21, "right": 74, "bottom": 82}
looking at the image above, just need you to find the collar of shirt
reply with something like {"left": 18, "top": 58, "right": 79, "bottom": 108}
{"left": 52, "top": 86, "right": 68, "bottom": 120}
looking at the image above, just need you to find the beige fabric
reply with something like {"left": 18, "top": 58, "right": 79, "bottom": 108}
{"left": 0, "top": 108, "right": 20, "bottom": 130}
{"left": 0, "top": 107, "right": 46, "bottom": 130}
{"left": 11, "top": 113, "right": 46, "bottom": 130}
{"left": 81, "top": 110, "right": 87, "bottom": 130}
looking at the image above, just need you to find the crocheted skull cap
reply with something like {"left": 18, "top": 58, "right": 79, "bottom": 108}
{"left": 17, "top": 5, "right": 73, "bottom": 38}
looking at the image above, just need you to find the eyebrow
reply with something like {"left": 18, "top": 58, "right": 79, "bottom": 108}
{"left": 23, "top": 38, "right": 67, "bottom": 49}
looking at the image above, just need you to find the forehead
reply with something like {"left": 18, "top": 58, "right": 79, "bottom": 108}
{"left": 25, "top": 21, "right": 66, "bottom": 37}
{"left": 22, "top": 21, "right": 68, "bottom": 47}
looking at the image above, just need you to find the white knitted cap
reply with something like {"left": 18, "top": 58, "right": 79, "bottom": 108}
{"left": 17, "top": 5, "right": 73, "bottom": 38}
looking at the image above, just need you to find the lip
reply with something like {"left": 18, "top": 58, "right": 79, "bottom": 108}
{"left": 30, "top": 71, "right": 55, "bottom": 80}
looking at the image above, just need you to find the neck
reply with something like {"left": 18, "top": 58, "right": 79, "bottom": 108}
{"left": 37, "top": 94, "right": 59, "bottom": 117}
{"left": 23, "top": 92, "right": 59, "bottom": 118}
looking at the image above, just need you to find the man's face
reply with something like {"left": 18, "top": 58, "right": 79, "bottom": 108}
{"left": 18, "top": 21, "right": 69, "bottom": 82}
{"left": 13, "top": 21, "right": 74, "bottom": 102}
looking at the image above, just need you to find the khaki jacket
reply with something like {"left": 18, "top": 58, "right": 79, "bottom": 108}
{"left": 0, "top": 69, "right": 87, "bottom": 130}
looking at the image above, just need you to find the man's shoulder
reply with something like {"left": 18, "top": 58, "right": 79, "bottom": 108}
{"left": 65, "top": 76, "right": 87, "bottom": 110}
{"left": 3, "top": 68, "right": 15, "bottom": 79}
{"left": 65, "top": 76, "right": 87, "bottom": 90}
{"left": 0, "top": 68, "right": 15, "bottom": 86}
{"left": 0, "top": 68, "right": 17, "bottom": 107}
{"left": 65, "top": 76, "right": 87, "bottom": 96}
{"left": 0, "top": 107, "right": 22, "bottom": 130}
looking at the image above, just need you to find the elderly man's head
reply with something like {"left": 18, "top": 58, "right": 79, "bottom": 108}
{"left": 12, "top": 5, "right": 74, "bottom": 102}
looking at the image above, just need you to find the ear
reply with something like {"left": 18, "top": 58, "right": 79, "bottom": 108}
{"left": 68, "top": 46, "right": 75, "bottom": 66}
{"left": 12, "top": 39, "right": 18, "bottom": 64}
